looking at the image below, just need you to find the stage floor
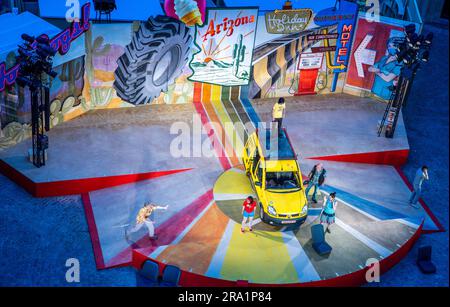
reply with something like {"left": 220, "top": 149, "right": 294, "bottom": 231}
{"left": 134, "top": 166, "right": 422, "bottom": 284}
{"left": 0, "top": 91, "right": 442, "bottom": 285}
{"left": 0, "top": 93, "right": 408, "bottom": 192}
{"left": 254, "top": 94, "right": 409, "bottom": 163}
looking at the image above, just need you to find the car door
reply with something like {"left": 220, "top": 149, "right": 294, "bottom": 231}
{"left": 243, "top": 135, "right": 256, "bottom": 171}
{"left": 251, "top": 158, "right": 264, "bottom": 195}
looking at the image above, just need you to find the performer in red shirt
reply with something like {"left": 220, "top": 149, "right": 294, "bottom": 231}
{"left": 241, "top": 196, "right": 257, "bottom": 233}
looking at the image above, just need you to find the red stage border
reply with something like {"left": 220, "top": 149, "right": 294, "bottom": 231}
{"left": 308, "top": 149, "right": 409, "bottom": 167}
{"left": 131, "top": 221, "right": 424, "bottom": 287}
{"left": 81, "top": 189, "right": 215, "bottom": 270}
{"left": 0, "top": 158, "right": 192, "bottom": 197}
{"left": 82, "top": 193, "right": 106, "bottom": 269}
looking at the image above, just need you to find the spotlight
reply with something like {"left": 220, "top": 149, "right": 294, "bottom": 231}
{"left": 416, "top": 34, "right": 424, "bottom": 45}
{"left": 21, "top": 34, "right": 35, "bottom": 44}
{"left": 420, "top": 50, "right": 430, "bottom": 62}
{"left": 425, "top": 32, "right": 434, "bottom": 45}
{"left": 404, "top": 24, "right": 416, "bottom": 36}
{"left": 396, "top": 49, "right": 408, "bottom": 63}
{"left": 36, "top": 35, "right": 50, "bottom": 45}
{"left": 407, "top": 33, "right": 419, "bottom": 47}
{"left": 18, "top": 47, "right": 33, "bottom": 59}
{"left": 401, "top": 49, "right": 416, "bottom": 65}
{"left": 36, "top": 44, "right": 57, "bottom": 58}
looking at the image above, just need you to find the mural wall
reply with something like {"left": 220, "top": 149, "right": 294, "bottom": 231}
{"left": 345, "top": 17, "right": 405, "bottom": 100}
{"left": 1, "top": 0, "right": 419, "bottom": 150}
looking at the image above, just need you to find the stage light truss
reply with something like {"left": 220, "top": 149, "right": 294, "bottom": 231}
{"left": 378, "top": 24, "right": 433, "bottom": 139}
{"left": 15, "top": 33, "right": 58, "bottom": 167}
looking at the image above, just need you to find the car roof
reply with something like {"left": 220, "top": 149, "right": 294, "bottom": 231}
{"left": 256, "top": 128, "right": 297, "bottom": 160}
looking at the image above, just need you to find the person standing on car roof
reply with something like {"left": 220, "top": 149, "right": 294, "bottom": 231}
{"left": 272, "top": 97, "right": 286, "bottom": 136}
{"left": 305, "top": 163, "right": 327, "bottom": 204}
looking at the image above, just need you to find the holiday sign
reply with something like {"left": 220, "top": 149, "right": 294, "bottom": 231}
{"left": 265, "top": 9, "right": 312, "bottom": 34}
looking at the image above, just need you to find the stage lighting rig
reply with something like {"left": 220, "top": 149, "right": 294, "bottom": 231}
{"left": 15, "top": 33, "right": 58, "bottom": 168}
{"left": 378, "top": 24, "right": 433, "bottom": 139}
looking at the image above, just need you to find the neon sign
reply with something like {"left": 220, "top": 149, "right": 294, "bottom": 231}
{"left": 335, "top": 24, "right": 353, "bottom": 67}
{"left": 0, "top": 3, "right": 91, "bottom": 92}
{"left": 314, "top": 1, "right": 358, "bottom": 73}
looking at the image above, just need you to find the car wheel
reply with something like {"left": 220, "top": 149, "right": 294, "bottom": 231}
{"left": 114, "top": 16, "right": 193, "bottom": 105}
{"left": 259, "top": 204, "right": 266, "bottom": 222}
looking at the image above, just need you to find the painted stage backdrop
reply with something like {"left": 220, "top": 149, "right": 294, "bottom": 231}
{"left": 1, "top": 0, "right": 421, "bottom": 149}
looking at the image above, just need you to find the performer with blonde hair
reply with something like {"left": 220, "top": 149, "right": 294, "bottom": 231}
{"left": 126, "top": 202, "right": 169, "bottom": 240}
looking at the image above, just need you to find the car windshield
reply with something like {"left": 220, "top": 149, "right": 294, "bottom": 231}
{"left": 266, "top": 171, "right": 300, "bottom": 191}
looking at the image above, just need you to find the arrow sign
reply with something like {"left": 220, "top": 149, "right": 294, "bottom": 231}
{"left": 322, "top": 29, "right": 346, "bottom": 71}
{"left": 354, "top": 34, "right": 377, "bottom": 78}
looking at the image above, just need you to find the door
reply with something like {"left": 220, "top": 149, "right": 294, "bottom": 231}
{"left": 251, "top": 160, "right": 263, "bottom": 195}
{"left": 243, "top": 136, "right": 256, "bottom": 170}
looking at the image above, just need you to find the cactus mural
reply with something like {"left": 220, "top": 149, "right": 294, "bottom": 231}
{"left": 85, "top": 28, "right": 114, "bottom": 107}
{"left": 57, "top": 59, "right": 84, "bottom": 106}
{"left": 232, "top": 34, "right": 247, "bottom": 80}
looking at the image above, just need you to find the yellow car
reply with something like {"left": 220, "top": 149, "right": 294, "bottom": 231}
{"left": 242, "top": 128, "right": 308, "bottom": 227}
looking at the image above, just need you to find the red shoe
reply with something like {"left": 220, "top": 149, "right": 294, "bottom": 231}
{"left": 249, "top": 228, "right": 253, "bottom": 232}
{"left": 241, "top": 228, "right": 245, "bottom": 233}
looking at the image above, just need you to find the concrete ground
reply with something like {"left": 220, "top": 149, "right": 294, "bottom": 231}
{"left": 0, "top": 23, "right": 447, "bottom": 286}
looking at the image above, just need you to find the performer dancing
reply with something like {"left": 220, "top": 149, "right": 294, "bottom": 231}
{"left": 320, "top": 192, "right": 338, "bottom": 234}
{"left": 126, "top": 202, "right": 169, "bottom": 240}
{"left": 241, "top": 196, "right": 257, "bottom": 233}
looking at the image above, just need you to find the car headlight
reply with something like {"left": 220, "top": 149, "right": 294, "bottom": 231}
{"left": 268, "top": 205, "right": 277, "bottom": 216}
{"left": 301, "top": 204, "right": 308, "bottom": 215}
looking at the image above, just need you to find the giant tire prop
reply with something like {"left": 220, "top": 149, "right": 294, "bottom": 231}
{"left": 114, "top": 16, "right": 193, "bottom": 105}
